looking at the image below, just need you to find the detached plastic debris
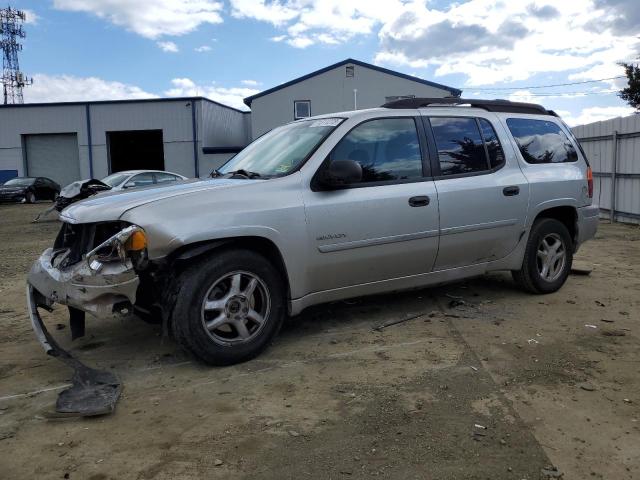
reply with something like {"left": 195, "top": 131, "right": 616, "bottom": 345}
{"left": 55, "top": 359, "right": 122, "bottom": 417}
{"left": 541, "top": 465, "right": 564, "bottom": 478}
{"left": 27, "top": 286, "right": 121, "bottom": 417}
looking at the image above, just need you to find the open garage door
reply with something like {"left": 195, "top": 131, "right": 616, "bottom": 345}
{"left": 108, "top": 130, "right": 165, "bottom": 173}
{"left": 24, "top": 133, "right": 81, "bottom": 187}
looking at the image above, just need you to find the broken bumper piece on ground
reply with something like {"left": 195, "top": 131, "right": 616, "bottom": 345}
{"left": 27, "top": 285, "right": 122, "bottom": 417}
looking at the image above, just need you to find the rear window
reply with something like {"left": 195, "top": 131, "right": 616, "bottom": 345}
{"left": 506, "top": 118, "right": 578, "bottom": 164}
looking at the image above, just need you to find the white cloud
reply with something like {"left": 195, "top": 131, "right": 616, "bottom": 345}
{"left": 230, "top": 0, "right": 404, "bottom": 48}
{"left": 230, "top": 0, "right": 298, "bottom": 26}
{"left": 164, "top": 78, "right": 259, "bottom": 110}
{"left": 562, "top": 106, "right": 637, "bottom": 126}
{"left": 157, "top": 41, "right": 179, "bottom": 52}
{"left": 195, "top": 45, "right": 212, "bottom": 52}
{"left": 24, "top": 74, "right": 156, "bottom": 103}
{"left": 374, "top": 1, "right": 639, "bottom": 86}
{"left": 53, "top": 0, "right": 223, "bottom": 39}
{"left": 241, "top": 79, "right": 260, "bottom": 86}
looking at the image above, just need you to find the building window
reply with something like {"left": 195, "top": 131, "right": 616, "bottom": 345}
{"left": 294, "top": 100, "right": 311, "bottom": 120}
{"left": 346, "top": 65, "right": 354, "bottom": 77}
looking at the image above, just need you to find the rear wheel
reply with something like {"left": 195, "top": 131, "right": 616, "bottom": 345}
{"left": 172, "top": 249, "right": 286, "bottom": 365}
{"left": 512, "top": 218, "right": 573, "bottom": 294}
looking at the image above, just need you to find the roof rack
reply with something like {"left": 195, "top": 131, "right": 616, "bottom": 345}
{"left": 381, "top": 97, "right": 552, "bottom": 115}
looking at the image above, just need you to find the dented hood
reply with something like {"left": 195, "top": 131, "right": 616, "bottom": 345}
{"left": 60, "top": 178, "right": 262, "bottom": 224}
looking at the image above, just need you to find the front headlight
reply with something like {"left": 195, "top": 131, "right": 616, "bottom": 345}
{"left": 85, "top": 225, "right": 147, "bottom": 272}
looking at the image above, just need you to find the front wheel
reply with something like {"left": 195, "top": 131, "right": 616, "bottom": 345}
{"left": 172, "top": 249, "right": 286, "bottom": 365}
{"left": 512, "top": 218, "right": 573, "bottom": 294}
{"left": 25, "top": 191, "right": 36, "bottom": 204}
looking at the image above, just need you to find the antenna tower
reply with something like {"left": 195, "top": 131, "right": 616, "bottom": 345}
{"left": 0, "top": 6, "right": 32, "bottom": 104}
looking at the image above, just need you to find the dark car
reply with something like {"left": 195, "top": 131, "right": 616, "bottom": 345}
{"left": 0, "top": 177, "right": 61, "bottom": 203}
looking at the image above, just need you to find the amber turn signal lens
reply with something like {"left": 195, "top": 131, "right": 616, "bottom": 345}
{"left": 587, "top": 166, "right": 593, "bottom": 198}
{"left": 125, "top": 230, "right": 147, "bottom": 251}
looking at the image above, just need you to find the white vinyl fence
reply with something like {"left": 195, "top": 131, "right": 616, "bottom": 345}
{"left": 573, "top": 113, "right": 640, "bottom": 224}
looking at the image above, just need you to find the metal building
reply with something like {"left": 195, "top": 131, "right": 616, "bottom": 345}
{"left": 0, "top": 97, "right": 249, "bottom": 186}
{"left": 245, "top": 58, "right": 461, "bottom": 139}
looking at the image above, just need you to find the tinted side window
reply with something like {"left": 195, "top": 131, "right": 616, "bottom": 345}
{"left": 330, "top": 118, "right": 423, "bottom": 183}
{"left": 156, "top": 173, "right": 179, "bottom": 184}
{"left": 479, "top": 119, "right": 505, "bottom": 169}
{"left": 129, "top": 173, "right": 155, "bottom": 187}
{"left": 430, "top": 117, "right": 488, "bottom": 175}
{"left": 506, "top": 118, "right": 578, "bottom": 164}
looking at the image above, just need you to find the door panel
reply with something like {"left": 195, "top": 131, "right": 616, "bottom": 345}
{"left": 302, "top": 116, "right": 439, "bottom": 294}
{"left": 302, "top": 182, "right": 439, "bottom": 292}
{"left": 426, "top": 115, "right": 529, "bottom": 270}
{"left": 434, "top": 171, "right": 528, "bottom": 269}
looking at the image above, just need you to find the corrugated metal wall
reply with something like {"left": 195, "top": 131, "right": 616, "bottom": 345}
{"left": 198, "top": 100, "right": 250, "bottom": 174}
{"left": 573, "top": 114, "right": 640, "bottom": 224}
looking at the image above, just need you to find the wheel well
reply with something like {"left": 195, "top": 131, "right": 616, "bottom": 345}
{"left": 534, "top": 206, "right": 577, "bottom": 244}
{"left": 169, "top": 237, "right": 291, "bottom": 299}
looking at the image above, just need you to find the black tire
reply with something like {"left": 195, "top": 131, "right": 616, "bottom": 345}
{"left": 25, "top": 191, "right": 36, "bottom": 204}
{"left": 512, "top": 218, "right": 573, "bottom": 294}
{"left": 172, "top": 249, "right": 286, "bottom": 365}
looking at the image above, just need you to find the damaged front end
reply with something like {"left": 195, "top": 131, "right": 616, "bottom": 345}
{"left": 26, "top": 220, "right": 148, "bottom": 416}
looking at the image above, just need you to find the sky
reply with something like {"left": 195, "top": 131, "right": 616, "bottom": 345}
{"left": 7, "top": 0, "right": 640, "bottom": 126}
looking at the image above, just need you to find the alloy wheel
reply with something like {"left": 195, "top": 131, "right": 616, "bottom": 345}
{"left": 200, "top": 270, "right": 271, "bottom": 345}
{"left": 536, "top": 233, "right": 566, "bottom": 282}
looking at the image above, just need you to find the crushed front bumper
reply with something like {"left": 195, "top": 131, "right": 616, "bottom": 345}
{"left": 25, "top": 245, "right": 141, "bottom": 416}
{"left": 27, "top": 247, "right": 140, "bottom": 319}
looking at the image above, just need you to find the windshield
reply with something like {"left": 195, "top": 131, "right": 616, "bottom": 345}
{"left": 218, "top": 118, "right": 343, "bottom": 177}
{"left": 101, "top": 173, "right": 130, "bottom": 187}
{"left": 4, "top": 177, "right": 34, "bottom": 186}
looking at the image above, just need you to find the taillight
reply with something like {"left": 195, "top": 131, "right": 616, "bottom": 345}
{"left": 587, "top": 167, "right": 593, "bottom": 198}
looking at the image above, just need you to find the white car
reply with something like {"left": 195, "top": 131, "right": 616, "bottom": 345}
{"left": 101, "top": 170, "right": 187, "bottom": 191}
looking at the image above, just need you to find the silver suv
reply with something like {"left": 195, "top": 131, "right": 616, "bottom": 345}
{"left": 27, "top": 98, "right": 599, "bottom": 366}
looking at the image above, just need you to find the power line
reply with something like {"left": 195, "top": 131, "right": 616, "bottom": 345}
{"left": 469, "top": 76, "right": 625, "bottom": 91}
{"left": 477, "top": 90, "right": 619, "bottom": 97}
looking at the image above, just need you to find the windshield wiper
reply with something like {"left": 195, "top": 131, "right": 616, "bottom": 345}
{"left": 227, "top": 169, "right": 262, "bottom": 179}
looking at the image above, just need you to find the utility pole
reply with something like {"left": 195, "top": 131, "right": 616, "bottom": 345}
{"left": 1, "top": 6, "right": 32, "bottom": 104}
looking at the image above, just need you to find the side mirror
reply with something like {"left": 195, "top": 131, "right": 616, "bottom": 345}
{"left": 319, "top": 160, "right": 362, "bottom": 189}
{"left": 123, "top": 182, "right": 136, "bottom": 189}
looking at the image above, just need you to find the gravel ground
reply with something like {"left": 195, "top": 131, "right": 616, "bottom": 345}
{"left": 0, "top": 202, "right": 639, "bottom": 480}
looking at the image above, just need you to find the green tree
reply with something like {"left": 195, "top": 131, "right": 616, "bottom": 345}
{"left": 619, "top": 62, "right": 640, "bottom": 110}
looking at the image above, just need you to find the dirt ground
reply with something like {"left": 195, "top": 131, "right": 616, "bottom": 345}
{"left": 0, "top": 202, "right": 639, "bottom": 480}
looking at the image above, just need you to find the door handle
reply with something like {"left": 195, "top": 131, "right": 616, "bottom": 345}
{"left": 408, "top": 195, "right": 430, "bottom": 207}
{"left": 503, "top": 186, "right": 520, "bottom": 196}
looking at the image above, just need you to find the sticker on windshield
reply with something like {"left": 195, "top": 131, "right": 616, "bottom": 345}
{"left": 309, "top": 118, "right": 342, "bottom": 128}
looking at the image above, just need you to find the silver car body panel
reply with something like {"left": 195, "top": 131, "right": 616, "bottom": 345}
{"left": 29, "top": 106, "right": 598, "bottom": 320}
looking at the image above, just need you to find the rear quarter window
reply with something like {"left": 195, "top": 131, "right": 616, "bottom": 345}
{"left": 506, "top": 118, "right": 578, "bottom": 164}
